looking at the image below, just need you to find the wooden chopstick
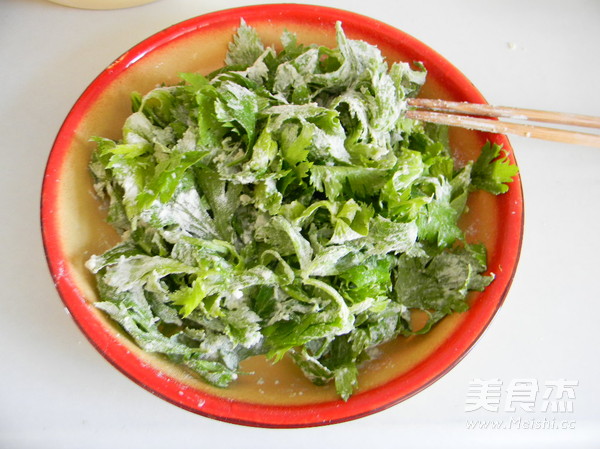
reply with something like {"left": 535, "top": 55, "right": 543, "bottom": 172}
{"left": 408, "top": 98, "right": 600, "bottom": 129}
{"left": 406, "top": 98, "right": 600, "bottom": 147}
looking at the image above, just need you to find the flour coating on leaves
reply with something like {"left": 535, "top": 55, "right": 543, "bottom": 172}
{"left": 86, "top": 21, "right": 516, "bottom": 400}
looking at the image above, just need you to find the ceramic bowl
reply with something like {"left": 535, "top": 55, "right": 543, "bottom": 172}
{"left": 41, "top": 4, "right": 523, "bottom": 428}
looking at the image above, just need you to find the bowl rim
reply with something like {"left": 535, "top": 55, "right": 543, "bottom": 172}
{"left": 40, "top": 3, "right": 524, "bottom": 428}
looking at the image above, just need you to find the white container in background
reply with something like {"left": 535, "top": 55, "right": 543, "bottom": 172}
{"left": 48, "top": 0, "right": 159, "bottom": 9}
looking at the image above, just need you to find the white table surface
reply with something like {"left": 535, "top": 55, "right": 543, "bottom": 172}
{"left": 1, "top": 0, "right": 599, "bottom": 447}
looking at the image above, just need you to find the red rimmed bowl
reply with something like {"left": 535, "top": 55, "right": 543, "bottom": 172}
{"left": 41, "top": 4, "right": 523, "bottom": 428}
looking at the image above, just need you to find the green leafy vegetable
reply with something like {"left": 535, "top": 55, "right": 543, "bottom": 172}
{"left": 86, "top": 21, "right": 518, "bottom": 400}
{"left": 471, "top": 141, "right": 520, "bottom": 194}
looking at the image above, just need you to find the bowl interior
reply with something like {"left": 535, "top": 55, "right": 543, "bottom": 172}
{"left": 41, "top": 4, "right": 523, "bottom": 427}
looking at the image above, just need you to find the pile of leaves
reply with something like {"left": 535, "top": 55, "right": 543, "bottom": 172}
{"left": 87, "top": 21, "right": 517, "bottom": 400}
